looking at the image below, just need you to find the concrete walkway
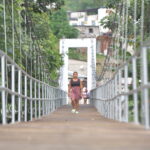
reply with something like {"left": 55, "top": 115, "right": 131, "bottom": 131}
{"left": 0, "top": 105, "right": 150, "bottom": 150}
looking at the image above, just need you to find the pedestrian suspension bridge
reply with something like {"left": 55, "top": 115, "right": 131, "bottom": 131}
{"left": 0, "top": 0, "right": 150, "bottom": 150}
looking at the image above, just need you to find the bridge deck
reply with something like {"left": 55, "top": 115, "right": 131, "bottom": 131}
{"left": 0, "top": 105, "right": 150, "bottom": 150}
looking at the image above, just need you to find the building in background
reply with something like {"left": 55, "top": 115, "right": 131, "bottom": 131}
{"left": 67, "top": 8, "right": 113, "bottom": 89}
{"left": 68, "top": 8, "right": 113, "bottom": 55}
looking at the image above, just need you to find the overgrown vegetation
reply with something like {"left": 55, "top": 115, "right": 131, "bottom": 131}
{"left": 64, "top": 0, "right": 104, "bottom": 11}
{"left": 50, "top": 9, "right": 79, "bottom": 39}
{"left": 0, "top": 0, "right": 78, "bottom": 83}
{"left": 0, "top": 0, "right": 78, "bottom": 123}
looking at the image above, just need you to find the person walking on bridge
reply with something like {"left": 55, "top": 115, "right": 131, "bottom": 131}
{"left": 82, "top": 87, "right": 88, "bottom": 104}
{"left": 68, "top": 72, "right": 83, "bottom": 114}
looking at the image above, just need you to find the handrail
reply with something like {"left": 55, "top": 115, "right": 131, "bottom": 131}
{"left": 90, "top": 46, "right": 150, "bottom": 129}
{"left": 0, "top": 50, "right": 59, "bottom": 89}
{"left": 0, "top": 50, "right": 67, "bottom": 125}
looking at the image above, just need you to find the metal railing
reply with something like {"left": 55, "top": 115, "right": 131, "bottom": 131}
{"left": 91, "top": 46, "right": 150, "bottom": 129}
{"left": 0, "top": 50, "right": 67, "bottom": 125}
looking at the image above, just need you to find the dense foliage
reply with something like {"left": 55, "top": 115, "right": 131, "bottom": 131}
{"left": 50, "top": 8, "right": 78, "bottom": 39}
{"left": 100, "top": 0, "right": 150, "bottom": 44}
{"left": 0, "top": 0, "right": 79, "bottom": 84}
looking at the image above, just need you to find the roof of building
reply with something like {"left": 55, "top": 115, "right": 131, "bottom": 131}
{"left": 76, "top": 8, "right": 99, "bottom": 12}
{"left": 68, "top": 7, "right": 104, "bottom": 13}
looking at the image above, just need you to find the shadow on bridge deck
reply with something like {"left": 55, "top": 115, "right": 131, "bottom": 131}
{"left": 0, "top": 105, "right": 150, "bottom": 150}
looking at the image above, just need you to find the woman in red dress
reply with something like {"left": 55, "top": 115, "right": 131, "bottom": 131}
{"left": 68, "top": 72, "right": 82, "bottom": 114}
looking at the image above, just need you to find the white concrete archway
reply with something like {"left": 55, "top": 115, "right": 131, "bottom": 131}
{"left": 59, "top": 38, "right": 96, "bottom": 93}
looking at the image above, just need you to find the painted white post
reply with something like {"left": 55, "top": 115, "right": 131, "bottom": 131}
{"left": 59, "top": 39, "right": 68, "bottom": 93}
{"left": 30, "top": 79, "right": 33, "bottom": 121}
{"left": 11, "top": 65, "right": 15, "bottom": 123}
{"left": 24, "top": 75, "right": 27, "bottom": 122}
{"left": 59, "top": 38, "right": 97, "bottom": 103}
{"left": 141, "top": 47, "right": 149, "bottom": 129}
{"left": 34, "top": 81, "right": 37, "bottom": 118}
{"left": 38, "top": 82, "right": 41, "bottom": 118}
{"left": 18, "top": 70, "right": 22, "bottom": 122}
{"left": 2, "top": 56, "right": 6, "bottom": 124}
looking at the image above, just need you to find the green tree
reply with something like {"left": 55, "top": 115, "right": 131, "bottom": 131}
{"left": 50, "top": 8, "right": 78, "bottom": 39}
{"left": 64, "top": 0, "right": 104, "bottom": 11}
{"left": 0, "top": 0, "right": 67, "bottom": 83}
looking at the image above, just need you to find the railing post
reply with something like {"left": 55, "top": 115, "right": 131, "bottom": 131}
{"left": 45, "top": 85, "right": 48, "bottom": 115}
{"left": 103, "top": 87, "right": 105, "bottom": 116}
{"left": 109, "top": 83, "right": 112, "bottom": 119}
{"left": 110, "top": 81, "right": 112, "bottom": 119}
{"left": 111, "top": 81, "right": 114, "bottom": 119}
{"left": 34, "top": 81, "right": 37, "bottom": 118}
{"left": 60, "top": 91, "right": 62, "bottom": 106}
{"left": 115, "top": 75, "right": 119, "bottom": 121}
{"left": 44, "top": 85, "right": 46, "bottom": 115}
{"left": 59, "top": 90, "right": 60, "bottom": 108}
{"left": 24, "top": 75, "right": 27, "bottom": 122}
{"left": 54, "top": 89, "right": 56, "bottom": 111}
{"left": 112, "top": 79, "right": 115, "bottom": 120}
{"left": 98, "top": 88, "right": 101, "bottom": 113}
{"left": 96, "top": 88, "right": 99, "bottom": 113}
{"left": 103, "top": 86, "right": 105, "bottom": 117}
{"left": 11, "top": 65, "right": 15, "bottom": 123}
{"left": 47, "top": 86, "right": 49, "bottom": 114}
{"left": 108, "top": 84, "right": 110, "bottom": 119}
{"left": 52, "top": 88, "right": 54, "bottom": 112}
{"left": 42, "top": 84, "right": 44, "bottom": 115}
{"left": 18, "top": 70, "right": 22, "bottom": 122}
{"left": 52, "top": 88, "right": 54, "bottom": 111}
{"left": 49, "top": 87, "right": 52, "bottom": 112}
{"left": 124, "top": 64, "right": 129, "bottom": 122}
{"left": 56, "top": 90, "right": 58, "bottom": 109}
{"left": 118, "top": 69, "right": 122, "bottom": 122}
{"left": 141, "top": 47, "right": 149, "bottom": 129}
{"left": 30, "top": 79, "right": 33, "bottom": 121}
{"left": 112, "top": 81, "right": 114, "bottom": 119}
{"left": 107, "top": 84, "right": 110, "bottom": 119}
{"left": 44, "top": 84, "right": 46, "bottom": 115}
{"left": 51, "top": 89, "right": 53, "bottom": 111}
{"left": 47, "top": 87, "right": 50, "bottom": 114}
{"left": 132, "top": 56, "right": 138, "bottom": 124}
{"left": 52, "top": 88, "right": 53, "bottom": 112}
{"left": 101, "top": 88, "right": 104, "bottom": 115}
{"left": 102, "top": 87, "right": 105, "bottom": 116}
{"left": 114, "top": 79, "right": 116, "bottom": 120}
{"left": 38, "top": 82, "right": 41, "bottom": 118}
{"left": 105, "top": 85, "right": 108, "bottom": 118}
{"left": 57, "top": 90, "right": 59, "bottom": 108}
{"left": 48, "top": 87, "right": 51, "bottom": 113}
{"left": 1, "top": 55, "right": 6, "bottom": 124}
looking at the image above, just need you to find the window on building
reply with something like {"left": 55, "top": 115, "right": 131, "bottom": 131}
{"left": 89, "top": 28, "right": 93, "bottom": 33}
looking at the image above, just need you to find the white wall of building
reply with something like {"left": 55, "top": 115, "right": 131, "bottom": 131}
{"left": 69, "top": 12, "right": 86, "bottom": 19}
{"left": 98, "top": 8, "right": 111, "bottom": 33}
{"left": 75, "top": 26, "right": 100, "bottom": 38}
{"left": 69, "top": 14, "right": 99, "bottom": 26}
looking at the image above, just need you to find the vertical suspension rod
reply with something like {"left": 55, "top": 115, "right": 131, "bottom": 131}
{"left": 3, "top": 0, "right": 7, "bottom": 53}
